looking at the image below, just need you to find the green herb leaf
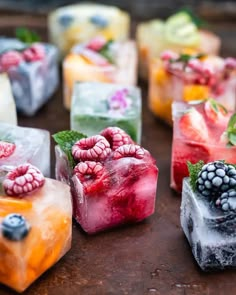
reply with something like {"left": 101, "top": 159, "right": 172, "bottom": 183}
{"left": 170, "top": 53, "right": 205, "bottom": 64}
{"left": 226, "top": 113, "right": 236, "bottom": 146}
{"left": 98, "top": 40, "right": 115, "bottom": 64}
{"left": 15, "top": 27, "right": 40, "bottom": 44}
{"left": 187, "top": 160, "right": 205, "bottom": 191}
{"left": 207, "top": 98, "right": 228, "bottom": 115}
{"left": 178, "top": 7, "right": 207, "bottom": 28}
{"left": 52, "top": 130, "right": 87, "bottom": 168}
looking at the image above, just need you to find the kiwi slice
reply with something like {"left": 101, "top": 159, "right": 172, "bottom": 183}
{"left": 165, "top": 12, "right": 200, "bottom": 47}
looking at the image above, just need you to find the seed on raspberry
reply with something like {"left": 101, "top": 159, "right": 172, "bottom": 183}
{"left": 0, "top": 141, "right": 16, "bottom": 159}
{"left": 23, "top": 44, "right": 45, "bottom": 62}
{"left": 74, "top": 161, "right": 107, "bottom": 193}
{"left": 72, "top": 135, "right": 111, "bottom": 162}
{"left": 113, "top": 144, "right": 145, "bottom": 160}
{"left": 0, "top": 50, "right": 23, "bottom": 71}
{"left": 100, "top": 127, "right": 133, "bottom": 151}
{"left": 3, "top": 164, "right": 45, "bottom": 196}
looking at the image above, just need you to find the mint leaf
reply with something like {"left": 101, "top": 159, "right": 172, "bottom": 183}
{"left": 208, "top": 98, "right": 228, "bottom": 115}
{"left": 98, "top": 40, "right": 115, "bottom": 64}
{"left": 226, "top": 113, "right": 236, "bottom": 146}
{"left": 170, "top": 53, "right": 205, "bottom": 64}
{"left": 187, "top": 160, "right": 205, "bottom": 191}
{"left": 178, "top": 8, "right": 207, "bottom": 28}
{"left": 52, "top": 130, "right": 87, "bottom": 168}
{"left": 15, "top": 27, "right": 40, "bottom": 44}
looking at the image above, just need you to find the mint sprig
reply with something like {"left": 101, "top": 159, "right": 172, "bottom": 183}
{"left": 15, "top": 27, "right": 40, "bottom": 44}
{"left": 187, "top": 160, "right": 205, "bottom": 191}
{"left": 208, "top": 98, "right": 228, "bottom": 115}
{"left": 52, "top": 130, "right": 87, "bottom": 168}
{"left": 98, "top": 40, "right": 115, "bottom": 64}
{"left": 178, "top": 8, "right": 207, "bottom": 28}
{"left": 225, "top": 113, "right": 236, "bottom": 146}
{"left": 170, "top": 53, "right": 205, "bottom": 64}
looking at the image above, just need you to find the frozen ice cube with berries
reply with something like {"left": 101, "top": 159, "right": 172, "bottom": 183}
{"left": 171, "top": 99, "right": 236, "bottom": 192}
{"left": 0, "top": 164, "right": 72, "bottom": 292}
{"left": 181, "top": 160, "right": 236, "bottom": 271}
{"left": 0, "top": 36, "right": 59, "bottom": 116}
{"left": 0, "top": 123, "right": 50, "bottom": 177}
{"left": 54, "top": 127, "right": 158, "bottom": 234}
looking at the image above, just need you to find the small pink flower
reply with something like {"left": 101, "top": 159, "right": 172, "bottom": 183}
{"left": 108, "top": 89, "right": 130, "bottom": 114}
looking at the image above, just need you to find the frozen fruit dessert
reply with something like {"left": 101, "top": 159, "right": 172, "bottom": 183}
{"left": 48, "top": 3, "right": 130, "bottom": 57}
{"left": 137, "top": 11, "right": 221, "bottom": 79}
{"left": 0, "top": 73, "right": 17, "bottom": 125}
{"left": 0, "top": 30, "right": 59, "bottom": 116}
{"left": 0, "top": 164, "right": 72, "bottom": 292}
{"left": 149, "top": 51, "right": 236, "bottom": 125}
{"left": 0, "top": 123, "right": 50, "bottom": 177}
{"left": 171, "top": 99, "right": 236, "bottom": 192}
{"left": 71, "top": 82, "right": 141, "bottom": 143}
{"left": 181, "top": 160, "right": 236, "bottom": 271}
{"left": 54, "top": 127, "right": 158, "bottom": 234}
{"left": 63, "top": 36, "right": 137, "bottom": 109}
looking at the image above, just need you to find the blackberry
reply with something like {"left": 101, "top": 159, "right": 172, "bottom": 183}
{"left": 196, "top": 161, "right": 236, "bottom": 198}
{"left": 216, "top": 189, "right": 236, "bottom": 212}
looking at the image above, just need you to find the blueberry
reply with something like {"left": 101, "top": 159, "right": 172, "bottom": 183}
{"left": 58, "top": 14, "right": 74, "bottom": 28}
{"left": 1, "top": 214, "right": 30, "bottom": 241}
{"left": 90, "top": 14, "right": 108, "bottom": 28}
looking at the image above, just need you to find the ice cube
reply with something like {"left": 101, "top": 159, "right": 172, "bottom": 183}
{"left": 54, "top": 128, "right": 158, "bottom": 234}
{"left": 71, "top": 82, "right": 141, "bottom": 143}
{"left": 0, "top": 175, "right": 72, "bottom": 292}
{"left": 181, "top": 178, "right": 236, "bottom": 271}
{"left": 0, "top": 123, "right": 50, "bottom": 177}
{"left": 0, "top": 74, "right": 17, "bottom": 125}
{"left": 0, "top": 38, "right": 59, "bottom": 116}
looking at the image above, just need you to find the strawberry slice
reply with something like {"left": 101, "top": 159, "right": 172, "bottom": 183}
{"left": 204, "top": 99, "right": 228, "bottom": 124}
{"left": 0, "top": 141, "right": 16, "bottom": 159}
{"left": 179, "top": 108, "right": 209, "bottom": 142}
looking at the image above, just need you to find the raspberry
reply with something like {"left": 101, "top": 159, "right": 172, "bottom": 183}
{"left": 86, "top": 36, "right": 107, "bottom": 52}
{"left": 74, "top": 161, "right": 107, "bottom": 193}
{"left": 160, "top": 50, "right": 178, "bottom": 61}
{"left": 0, "top": 141, "right": 16, "bottom": 158}
{"left": 100, "top": 127, "right": 133, "bottom": 151}
{"left": 113, "top": 144, "right": 145, "bottom": 160}
{"left": 3, "top": 164, "right": 45, "bottom": 196}
{"left": 0, "top": 50, "right": 23, "bottom": 71}
{"left": 23, "top": 44, "right": 45, "bottom": 62}
{"left": 72, "top": 135, "right": 111, "bottom": 162}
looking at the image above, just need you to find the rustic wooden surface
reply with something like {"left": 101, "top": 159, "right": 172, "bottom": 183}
{"left": 0, "top": 10, "right": 236, "bottom": 295}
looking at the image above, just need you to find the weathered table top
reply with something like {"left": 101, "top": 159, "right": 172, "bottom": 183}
{"left": 0, "top": 10, "right": 236, "bottom": 295}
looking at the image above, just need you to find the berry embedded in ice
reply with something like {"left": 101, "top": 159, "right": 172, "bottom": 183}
{"left": 23, "top": 44, "right": 45, "bottom": 62}
{"left": 0, "top": 50, "right": 23, "bottom": 71}
{"left": 72, "top": 135, "right": 111, "bottom": 162}
{"left": 216, "top": 189, "right": 236, "bottom": 212}
{"left": 113, "top": 144, "right": 145, "bottom": 160}
{"left": 196, "top": 161, "right": 236, "bottom": 198}
{"left": 3, "top": 164, "right": 45, "bottom": 196}
{"left": 0, "top": 141, "right": 16, "bottom": 158}
{"left": 1, "top": 213, "right": 30, "bottom": 241}
{"left": 100, "top": 127, "right": 133, "bottom": 151}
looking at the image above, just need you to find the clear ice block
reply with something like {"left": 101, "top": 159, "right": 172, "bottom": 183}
{"left": 54, "top": 128, "right": 158, "bottom": 234}
{"left": 149, "top": 53, "right": 236, "bottom": 125}
{"left": 0, "top": 37, "right": 59, "bottom": 116}
{"left": 63, "top": 38, "right": 137, "bottom": 109}
{"left": 0, "top": 173, "right": 72, "bottom": 292}
{"left": 48, "top": 3, "right": 130, "bottom": 57}
{"left": 71, "top": 82, "right": 141, "bottom": 143}
{"left": 0, "top": 123, "right": 50, "bottom": 177}
{"left": 0, "top": 73, "right": 17, "bottom": 125}
{"left": 171, "top": 101, "right": 236, "bottom": 192}
{"left": 181, "top": 178, "right": 236, "bottom": 271}
{"left": 136, "top": 11, "right": 221, "bottom": 79}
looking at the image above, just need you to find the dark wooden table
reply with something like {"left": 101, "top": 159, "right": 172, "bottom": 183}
{"left": 0, "top": 10, "right": 236, "bottom": 295}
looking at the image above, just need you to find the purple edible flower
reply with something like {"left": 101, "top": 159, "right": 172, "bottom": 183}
{"left": 108, "top": 88, "right": 130, "bottom": 114}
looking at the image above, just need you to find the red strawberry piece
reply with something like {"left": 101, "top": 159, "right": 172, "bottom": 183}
{"left": 179, "top": 108, "right": 209, "bottom": 142}
{"left": 86, "top": 36, "right": 107, "bottom": 52}
{"left": 72, "top": 135, "right": 111, "bottom": 162}
{"left": 0, "top": 50, "right": 23, "bottom": 71}
{"left": 172, "top": 142, "right": 210, "bottom": 192}
{"left": 23, "top": 44, "right": 45, "bottom": 62}
{"left": 0, "top": 141, "right": 16, "bottom": 159}
{"left": 3, "top": 164, "right": 45, "bottom": 196}
{"left": 204, "top": 99, "right": 228, "bottom": 124}
{"left": 113, "top": 144, "right": 145, "bottom": 160}
{"left": 73, "top": 161, "right": 108, "bottom": 193}
{"left": 100, "top": 127, "right": 134, "bottom": 151}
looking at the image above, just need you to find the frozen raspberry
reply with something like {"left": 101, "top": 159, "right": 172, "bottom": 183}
{"left": 113, "top": 144, "right": 145, "bottom": 160}
{"left": 0, "top": 50, "right": 23, "bottom": 71}
{"left": 224, "top": 57, "right": 236, "bottom": 70}
{"left": 3, "top": 164, "right": 45, "bottom": 196}
{"left": 23, "top": 44, "right": 45, "bottom": 62}
{"left": 74, "top": 161, "right": 107, "bottom": 193}
{"left": 72, "top": 135, "right": 111, "bottom": 162}
{"left": 160, "top": 50, "right": 178, "bottom": 61}
{"left": 86, "top": 36, "right": 107, "bottom": 52}
{"left": 100, "top": 127, "right": 133, "bottom": 151}
{"left": 0, "top": 141, "right": 16, "bottom": 159}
